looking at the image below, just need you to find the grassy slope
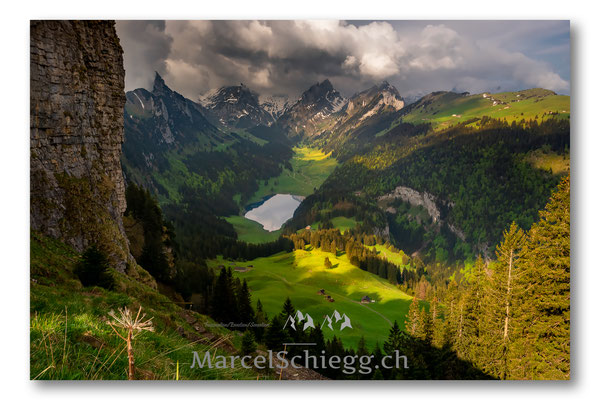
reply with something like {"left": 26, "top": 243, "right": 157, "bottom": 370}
{"left": 228, "top": 146, "right": 339, "bottom": 243}
{"left": 524, "top": 149, "right": 570, "bottom": 175}
{"left": 401, "top": 89, "right": 570, "bottom": 131}
{"left": 208, "top": 249, "right": 413, "bottom": 350}
{"left": 30, "top": 232, "right": 263, "bottom": 380}
{"left": 310, "top": 217, "right": 358, "bottom": 233}
{"left": 232, "top": 215, "right": 357, "bottom": 245}
{"left": 368, "top": 245, "right": 411, "bottom": 270}
{"left": 246, "top": 146, "right": 338, "bottom": 204}
{"left": 225, "top": 215, "right": 282, "bottom": 244}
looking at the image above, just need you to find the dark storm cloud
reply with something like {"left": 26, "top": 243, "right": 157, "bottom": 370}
{"left": 116, "top": 21, "right": 172, "bottom": 91}
{"left": 116, "top": 20, "right": 570, "bottom": 101}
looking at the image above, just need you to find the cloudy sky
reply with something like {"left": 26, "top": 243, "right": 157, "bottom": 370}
{"left": 116, "top": 20, "right": 570, "bottom": 101}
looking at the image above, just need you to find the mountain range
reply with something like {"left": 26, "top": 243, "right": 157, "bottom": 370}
{"left": 30, "top": 20, "right": 571, "bottom": 381}
{"left": 122, "top": 71, "right": 570, "bottom": 253}
{"left": 125, "top": 73, "right": 407, "bottom": 144}
{"left": 126, "top": 73, "right": 568, "bottom": 148}
{"left": 121, "top": 73, "right": 411, "bottom": 203}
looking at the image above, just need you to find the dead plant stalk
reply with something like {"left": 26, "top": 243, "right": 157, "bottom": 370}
{"left": 107, "top": 306, "right": 154, "bottom": 380}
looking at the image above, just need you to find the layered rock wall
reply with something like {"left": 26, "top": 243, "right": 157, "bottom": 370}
{"left": 30, "top": 20, "right": 130, "bottom": 271}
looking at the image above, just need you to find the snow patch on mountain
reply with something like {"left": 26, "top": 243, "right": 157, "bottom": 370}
{"left": 328, "top": 93, "right": 347, "bottom": 113}
{"left": 259, "top": 94, "right": 291, "bottom": 120}
{"left": 132, "top": 91, "right": 145, "bottom": 109}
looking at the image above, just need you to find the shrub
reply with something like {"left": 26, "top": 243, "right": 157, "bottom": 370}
{"left": 74, "top": 245, "right": 115, "bottom": 290}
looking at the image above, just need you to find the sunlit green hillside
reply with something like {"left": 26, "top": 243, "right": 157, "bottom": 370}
{"left": 208, "top": 249, "right": 415, "bottom": 350}
{"left": 400, "top": 88, "right": 570, "bottom": 130}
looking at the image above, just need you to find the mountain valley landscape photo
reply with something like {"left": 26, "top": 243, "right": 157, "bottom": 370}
{"left": 29, "top": 19, "right": 570, "bottom": 381}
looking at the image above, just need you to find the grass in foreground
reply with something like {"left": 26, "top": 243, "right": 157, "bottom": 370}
{"left": 30, "top": 232, "right": 264, "bottom": 380}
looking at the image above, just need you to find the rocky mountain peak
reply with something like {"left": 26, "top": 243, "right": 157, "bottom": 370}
{"left": 152, "top": 72, "right": 173, "bottom": 97}
{"left": 276, "top": 79, "right": 347, "bottom": 137}
{"left": 199, "top": 84, "right": 274, "bottom": 128}
{"left": 344, "top": 81, "right": 405, "bottom": 118}
{"left": 300, "top": 79, "right": 344, "bottom": 109}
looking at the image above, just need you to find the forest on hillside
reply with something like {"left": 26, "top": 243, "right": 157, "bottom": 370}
{"left": 29, "top": 19, "right": 571, "bottom": 382}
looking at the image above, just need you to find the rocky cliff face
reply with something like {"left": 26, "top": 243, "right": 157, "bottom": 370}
{"left": 321, "top": 81, "right": 404, "bottom": 149}
{"left": 199, "top": 83, "right": 275, "bottom": 128}
{"left": 30, "top": 21, "right": 131, "bottom": 272}
{"left": 378, "top": 185, "right": 443, "bottom": 223}
{"left": 277, "top": 80, "right": 346, "bottom": 138}
{"left": 378, "top": 184, "right": 468, "bottom": 243}
{"left": 124, "top": 73, "right": 224, "bottom": 161}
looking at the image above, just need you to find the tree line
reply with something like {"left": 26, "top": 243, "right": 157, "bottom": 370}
{"left": 205, "top": 278, "right": 492, "bottom": 380}
{"left": 401, "top": 176, "right": 570, "bottom": 379}
{"left": 297, "top": 117, "right": 569, "bottom": 255}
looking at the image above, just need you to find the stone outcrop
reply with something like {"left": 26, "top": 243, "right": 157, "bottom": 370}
{"left": 378, "top": 185, "right": 444, "bottom": 223}
{"left": 30, "top": 20, "right": 131, "bottom": 271}
{"left": 378, "top": 185, "right": 467, "bottom": 242}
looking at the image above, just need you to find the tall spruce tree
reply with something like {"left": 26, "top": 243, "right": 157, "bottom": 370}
{"left": 211, "top": 267, "right": 239, "bottom": 324}
{"left": 457, "top": 256, "right": 488, "bottom": 366}
{"left": 481, "top": 221, "right": 526, "bottom": 379}
{"left": 417, "top": 307, "right": 433, "bottom": 344}
{"left": 210, "top": 268, "right": 229, "bottom": 323}
{"left": 430, "top": 296, "right": 446, "bottom": 349}
{"left": 237, "top": 279, "right": 255, "bottom": 324}
{"left": 512, "top": 176, "right": 570, "bottom": 379}
{"left": 406, "top": 296, "right": 421, "bottom": 336}
{"left": 254, "top": 299, "right": 267, "bottom": 342}
{"left": 282, "top": 297, "right": 295, "bottom": 319}
{"left": 265, "top": 314, "right": 290, "bottom": 351}
{"left": 383, "top": 321, "right": 404, "bottom": 354}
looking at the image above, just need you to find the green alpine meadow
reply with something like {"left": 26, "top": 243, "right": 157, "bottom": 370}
{"left": 30, "top": 19, "right": 570, "bottom": 380}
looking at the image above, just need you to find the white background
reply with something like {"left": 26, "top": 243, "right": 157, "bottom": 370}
{"left": 0, "top": 0, "right": 597, "bottom": 398}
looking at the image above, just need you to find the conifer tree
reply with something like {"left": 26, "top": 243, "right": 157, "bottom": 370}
{"left": 481, "top": 222, "right": 526, "bottom": 379}
{"left": 241, "top": 330, "right": 257, "bottom": 355}
{"left": 430, "top": 296, "right": 446, "bottom": 349}
{"left": 457, "top": 256, "right": 488, "bottom": 365}
{"left": 74, "top": 245, "right": 115, "bottom": 290}
{"left": 357, "top": 336, "right": 369, "bottom": 357}
{"left": 265, "top": 315, "right": 290, "bottom": 351}
{"left": 308, "top": 324, "right": 326, "bottom": 353}
{"left": 512, "top": 176, "right": 570, "bottom": 379}
{"left": 282, "top": 297, "right": 295, "bottom": 320}
{"left": 254, "top": 299, "right": 267, "bottom": 342}
{"left": 372, "top": 341, "right": 384, "bottom": 365}
{"left": 417, "top": 307, "right": 433, "bottom": 345}
{"left": 372, "top": 369, "right": 384, "bottom": 380}
{"left": 383, "top": 321, "right": 404, "bottom": 354}
{"left": 406, "top": 296, "right": 421, "bottom": 336}
{"left": 210, "top": 268, "right": 229, "bottom": 323}
{"left": 211, "top": 267, "right": 239, "bottom": 325}
{"left": 237, "top": 279, "right": 255, "bottom": 324}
